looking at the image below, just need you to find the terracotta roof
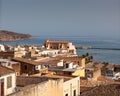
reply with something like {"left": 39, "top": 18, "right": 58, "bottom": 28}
{"left": 48, "top": 66, "right": 64, "bottom": 71}
{"left": 86, "top": 63, "right": 94, "bottom": 68}
{"left": 53, "top": 56, "right": 83, "bottom": 61}
{"left": 97, "top": 76, "right": 114, "bottom": 82}
{"left": 17, "top": 76, "right": 48, "bottom": 86}
{"left": 0, "top": 65, "right": 15, "bottom": 76}
{"left": 44, "top": 74, "right": 74, "bottom": 82}
{"left": 13, "top": 57, "right": 62, "bottom": 66}
{"left": 95, "top": 63, "right": 105, "bottom": 68}
{"left": 106, "top": 64, "right": 114, "bottom": 69}
{"left": 114, "top": 65, "right": 120, "bottom": 68}
{"left": 13, "top": 57, "right": 40, "bottom": 65}
{"left": 81, "top": 84, "right": 120, "bottom": 96}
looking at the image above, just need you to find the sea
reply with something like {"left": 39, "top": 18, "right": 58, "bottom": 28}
{"left": 0, "top": 36, "right": 120, "bottom": 64}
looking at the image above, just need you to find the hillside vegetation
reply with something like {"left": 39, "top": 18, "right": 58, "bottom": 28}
{"left": 0, "top": 30, "right": 34, "bottom": 41}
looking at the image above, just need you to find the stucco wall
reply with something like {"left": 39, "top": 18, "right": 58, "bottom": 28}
{"left": 0, "top": 44, "right": 5, "bottom": 51}
{"left": 93, "top": 69, "right": 101, "bottom": 80}
{"left": 0, "top": 73, "right": 16, "bottom": 96}
{"left": 9, "top": 78, "right": 63, "bottom": 96}
{"left": 63, "top": 76, "right": 80, "bottom": 96}
{"left": 72, "top": 68, "right": 85, "bottom": 77}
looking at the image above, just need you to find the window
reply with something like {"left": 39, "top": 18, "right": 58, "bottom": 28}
{"left": 66, "top": 64, "right": 69, "bottom": 68}
{"left": 68, "top": 72, "right": 71, "bottom": 75}
{"left": 65, "top": 93, "right": 68, "bottom": 96}
{"left": 7, "top": 76, "right": 12, "bottom": 88}
{"left": 24, "top": 65, "right": 27, "bottom": 70}
{"left": 73, "top": 90, "right": 76, "bottom": 96}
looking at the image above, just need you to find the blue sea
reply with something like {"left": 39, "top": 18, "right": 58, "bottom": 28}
{"left": 0, "top": 36, "right": 120, "bottom": 64}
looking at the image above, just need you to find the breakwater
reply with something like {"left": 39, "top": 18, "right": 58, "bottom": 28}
{"left": 75, "top": 46, "right": 120, "bottom": 50}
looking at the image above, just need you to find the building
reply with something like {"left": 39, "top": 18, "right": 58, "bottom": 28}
{"left": 45, "top": 75, "right": 80, "bottom": 96}
{"left": 63, "top": 57, "right": 85, "bottom": 77}
{"left": 9, "top": 75, "right": 80, "bottom": 96}
{"left": 63, "top": 76, "right": 80, "bottom": 96}
{"left": 114, "top": 65, "right": 120, "bottom": 73}
{"left": 0, "top": 44, "right": 5, "bottom": 52}
{"left": 105, "top": 64, "right": 114, "bottom": 76}
{"left": 85, "top": 63, "right": 102, "bottom": 80}
{"left": 12, "top": 57, "right": 48, "bottom": 75}
{"left": 48, "top": 57, "right": 86, "bottom": 77}
{"left": 0, "top": 51, "right": 24, "bottom": 59}
{"left": 41, "top": 49, "right": 59, "bottom": 57}
{"left": 0, "top": 65, "right": 16, "bottom": 96}
{"left": 0, "top": 52, "right": 14, "bottom": 59}
{"left": 0, "top": 59, "right": 21, "bottom": 76}
{"left": 95, "top": 63, "right": 115, "bottom": 77}
{"left": 44, "top": 39, "right": 76, "bottom": 55}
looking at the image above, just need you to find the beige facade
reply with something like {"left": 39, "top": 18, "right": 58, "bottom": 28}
{"left": 93, "top": 69, "right": 101, "bottom": 80}
{"left": 44, "top": 39, "right": 76, "bottom": 55}
{"left": 48, "top": 57, "right": 86, "bottom": 77}
{"left": 0, "top": 44, "right": 5, "bottom": 51}
{"left": 0, "top": 51, "right": 24, "bottom": 59}
{"left": 0, "top": 59, "right": 21, "bottom": 76}
{"left": 9, "top": 76, "right": 80, "bottom": 96}
{"left": 14, "top": 51, "right": 23, "bottom": 58}
{"left": 9, "top": 77, "right": 63, "bottom": 96}
{"left": 63, "top": 76, "right": 80, "bottom": 96}
{"left": 0, "top": 66, "right": 16, "bottom": 96}
{"left": 63, "top": 57, "right": 86, "bottom": 77}
{"left": 30, "top": 50, "right": 42, "bottom": 57}
{"left": 0, "top": 73, "right": 16, "bottom": 96}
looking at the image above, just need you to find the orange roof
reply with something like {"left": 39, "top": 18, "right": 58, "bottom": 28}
{"left": 95, "top": 63, "right": 105, "bottom": 68}
{"left": 54, "top": 56, "right": 83, "bottom": 60}
{"left": 106, "top": 64, "right": 114, "bottom": 69}
{"left": 44, "top": 74, "right": 75, "bottom": 82}
{"left": 13, "top": 57, "right": 40, "bottom": 65}
{"left": 13, "top": 57, "right": 62, "bottom": 66}
{"left": 0, "top": 65, "right": 15, "bottom": 76}
{"left": 37, "top": 57, "right": 62, "bottom": 66}
{"left": 86, "top": 63, "right": 94, "bottom": 68}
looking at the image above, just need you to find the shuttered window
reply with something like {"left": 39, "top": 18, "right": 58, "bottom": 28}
{"left": 7, "top": 76, "right": 12, "bottom": 88}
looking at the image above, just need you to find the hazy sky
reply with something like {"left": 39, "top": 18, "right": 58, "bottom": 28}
{"left": 0, "top": 0, "right": 120, "bottom": 38}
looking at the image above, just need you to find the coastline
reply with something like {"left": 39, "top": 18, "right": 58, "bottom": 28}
{"left": 0, "top": 30, "right": 34, "bottom": 42}
{"left": 0, "top": 37, "right": 120, "bottom": 64}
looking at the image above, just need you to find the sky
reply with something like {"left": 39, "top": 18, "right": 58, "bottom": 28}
{"left": 0, "top": 0, "right": 120, "bottom": 39}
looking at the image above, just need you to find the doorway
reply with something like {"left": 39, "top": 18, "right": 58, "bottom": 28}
{"left": 1, "top": 79, "right": 4, "bottom": 96}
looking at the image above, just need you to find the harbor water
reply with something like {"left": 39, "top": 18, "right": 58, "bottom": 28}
{"left": 0, "top": 36, "right": 120, "bottom": 64}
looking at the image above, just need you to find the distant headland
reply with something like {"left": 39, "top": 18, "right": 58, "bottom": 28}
{"left": 0, "top": 30, "right": 34, "bottom": 41}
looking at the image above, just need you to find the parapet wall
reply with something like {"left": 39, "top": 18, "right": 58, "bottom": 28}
{"left": 9, "top": 81, "right": 49, "bottom": 96}
{"left": 16, "top": 76, "right": 48, "bottom": 86}
{"left": 9, "top": 77, "right": 63, "bottom": 96}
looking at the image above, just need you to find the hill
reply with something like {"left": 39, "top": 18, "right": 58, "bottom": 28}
{"left": 0, "top": 30, "right": 34, "bottom": 41}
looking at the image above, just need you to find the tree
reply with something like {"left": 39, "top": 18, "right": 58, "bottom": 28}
{"left": 81, "top": 53, "right": 93, "bottom": 64}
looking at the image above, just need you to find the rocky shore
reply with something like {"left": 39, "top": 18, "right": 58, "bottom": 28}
{"left": 0, "top": 30, "right": 34, "bottom": 41}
